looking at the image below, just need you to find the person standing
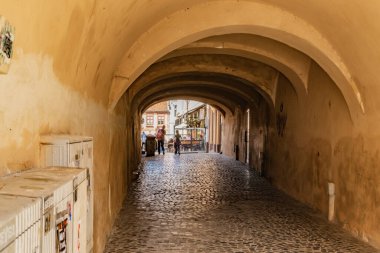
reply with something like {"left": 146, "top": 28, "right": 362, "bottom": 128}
{"left": 174, "top": 130, "right": 181, "bottom": 155}
{"left": 156, "top": 125, "right": 166, "bottom": 154}
{"left": 141, "top": 131, "right": 147, "bottom": 152}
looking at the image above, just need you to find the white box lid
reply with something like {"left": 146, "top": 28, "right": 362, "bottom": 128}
{"left": 40, "top": 134, "right": 93, "bottom": 145}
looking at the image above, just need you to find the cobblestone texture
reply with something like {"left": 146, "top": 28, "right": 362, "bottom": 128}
{"left": 104, "top": 154, "right": 378, "bottom": 253}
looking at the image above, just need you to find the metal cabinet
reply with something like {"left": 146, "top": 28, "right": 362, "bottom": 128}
{"left": 0, "top": 168, "right": 87, "bottom": 253}
{"left": 40, "top": 135, "right": 94, "bottom": 253}
{"left": 0, "top": 195, "right": 41, "bottom": 253}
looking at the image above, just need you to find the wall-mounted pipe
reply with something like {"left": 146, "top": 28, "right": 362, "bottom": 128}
{"left": 328, "top": 182, "right": 335, "bottom": 221}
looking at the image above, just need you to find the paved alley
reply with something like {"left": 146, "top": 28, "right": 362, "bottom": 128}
{"left": 104, "top": 154, "right": 378, "bottom": 253}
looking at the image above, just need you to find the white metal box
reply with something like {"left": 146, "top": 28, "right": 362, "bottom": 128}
{"left": 27, "top": 167, "right": 88, "bottom": 253}
{"left": 40, "top": 135, "right": 94, "bottom": 253}
{"left": 40, "top": 135, "right": 92, "bottom": 168}
{"left": 0, "top": 195, "right": 41, "bottom": 253}
{"left": 0, "top": 171, "right": 75, "bottom": 253}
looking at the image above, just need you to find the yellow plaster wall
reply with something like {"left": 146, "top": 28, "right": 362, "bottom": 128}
{"left": 266, "top": 62, "right": 380, "bottom": 248}
{"left": 0, "top": 51, "right": 129, "bottom": 253}
{"left": 1, "top": 0, "right": 380, "bottom": 251}
{"left": 0, "top": 2, "right": 133, "bottom": 252}
{"left": 218, "top": 62, "right": 380, "bottom": 248}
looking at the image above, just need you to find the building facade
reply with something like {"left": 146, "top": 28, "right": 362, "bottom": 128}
{"left": 206, "top": 105, "right": 223, "bottom": 153}
{"left": 141, "top": 102, "right": 170, "bottom": 136}
{"left": 175, "top": 102, "right": 207, "bottom": 129}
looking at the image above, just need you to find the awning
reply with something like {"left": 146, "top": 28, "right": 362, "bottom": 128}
{"left": 175, "top": 123, "right": 188, "bottom": 129}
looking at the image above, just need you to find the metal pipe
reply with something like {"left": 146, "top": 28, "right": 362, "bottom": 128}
{"left": 328, "top": 182, "right": 335, "bottom": 221}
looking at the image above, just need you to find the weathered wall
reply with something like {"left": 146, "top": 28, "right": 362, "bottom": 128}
{"left": 0, "top": 52, "right": 129, "bottom": 253}
{"left": 221, "top": 109, "right": 240, "bottom": 159}
{"left": 265, "top": 62, "right": 380, "bottom": 248}
{"left": 221, "top": 98, "right": 270, "bottom": 173}
{"left": 216, "top": 58, "right": 380, "bottom": 249}
{"left": 1, "top": 0, "right": 380, "bottom": 251}
{"left": 249, "top": 102, "right": 271, "bottom": 172}
{"left": 0, "top": 2, "right": 133, "bottom": 252}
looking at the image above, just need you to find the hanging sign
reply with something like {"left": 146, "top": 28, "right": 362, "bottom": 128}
{"left": 0, "top": 16, "right": 15, "bottom": 74}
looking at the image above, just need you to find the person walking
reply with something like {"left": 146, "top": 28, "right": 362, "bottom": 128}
{"left": 174, "top": 130, "right": 181, "bottom": 155}
{"left": 141, "top": 131, "right": 147, "bottom": 152}
{"left": 156, "top": 125, "right": 166, "bottom": 155}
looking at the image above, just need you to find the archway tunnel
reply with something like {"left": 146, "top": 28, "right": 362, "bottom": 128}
{"left": 118, "top": 32, "right": 376, "bottom": 250}
{"left": 1, "top": 1, "right": 380, "bottom": 252}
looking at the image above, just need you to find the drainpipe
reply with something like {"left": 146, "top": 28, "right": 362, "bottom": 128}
{"left": 235, "top": 145, "right": 239, "bottom": 161}
{"left": 328, "top": 182, "right": 335, "bottom": 221}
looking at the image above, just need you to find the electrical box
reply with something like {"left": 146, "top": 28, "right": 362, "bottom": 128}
{"left": 38, "top": 167, "right": 88, "bottom": 253}
{"left": 40, "top": 135, "right": 94, "bottom": 253}
{"left": 0, "top": 195, "right": 41, "bottom": 253}
{"left": 0, "top": 168, "right": 87, "bottom": 253}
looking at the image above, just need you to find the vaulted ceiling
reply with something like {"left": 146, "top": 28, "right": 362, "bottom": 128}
{"left": 3, "top": 0, "right": 380, "bottom": 119}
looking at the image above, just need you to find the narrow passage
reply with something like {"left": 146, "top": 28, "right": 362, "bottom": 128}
{"left": 104, "top": 154, "right": 377, "bottom": 253}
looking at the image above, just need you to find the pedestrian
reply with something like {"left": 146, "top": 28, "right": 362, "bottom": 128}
{"left": 174, "top": 130, "right": 181, "bottom": 155}
{"left": 156, "top": 125, "right": 166, "bottom": 155}
{"left": 141, "top": 131, "right": 147, "bottom": 151}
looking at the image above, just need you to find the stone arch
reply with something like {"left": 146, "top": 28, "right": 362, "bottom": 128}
{"left": 138, "top": 88, "right": 239, "bottom": 117}
{"left": 127, "top": 54, "right": 279, "bottom": 110}
{"left": 131, "top": 75, "right": 265, "bottom": 114}
{"left": 109, "top": 0, "right": 364, "bottom": 120}
{"left": 140, "top": 96, "right": 228, "bottom": 117}
{"left": 159, "top": 34, "right": 311, "bottom": 103}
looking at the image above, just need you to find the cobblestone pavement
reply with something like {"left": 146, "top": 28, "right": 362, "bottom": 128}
{"left": 104, "top": 154, "right": 378, "bottom": 253}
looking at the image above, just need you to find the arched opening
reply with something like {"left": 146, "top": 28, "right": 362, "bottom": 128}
{"left": 110, "top": 1, "right": 364, "bottom": 120}
{"left": 2, "top": 1, "right": 380, "bottom": 251}
{"left": 119, "top": 50, "right": 280, "bottom": 174}
{"left": 140, "top": 100, "right": 224, "bottom": 156}
{"left": 114, "top": 27, "right": 363, "bottom": 247}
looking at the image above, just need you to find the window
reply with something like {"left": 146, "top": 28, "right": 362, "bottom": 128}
{"left": 158, "top": 115, "right": 165, "bottom": 125}
{"left": 199, "top": 108, "right": 205, "bottom": 119}
{"left": 146, "top": 114, "right": 154, "bottom": 126}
